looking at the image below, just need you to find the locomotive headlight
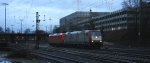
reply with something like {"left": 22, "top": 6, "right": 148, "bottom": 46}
{"left": 100, "top": 40, "right": 102, "bottom": 42}
{"left": 92, "top": 40, "right": 94, "bottom": 42}
{"left": 96, "top": 36, "right": 98, "bottom": 38}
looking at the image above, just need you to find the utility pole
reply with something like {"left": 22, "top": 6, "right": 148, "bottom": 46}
{"left": 49, "top": 18, "right": 53, "bottom": 33}
{"left": 138, "top": 0, "right": 142, "bottom": 44}
{"left": 77, "top": 0, "right": 81, "bottom": 11}
{"left": 11, "top": 25, "right": 14, "bottom": 33}
{"left": 20, "top": 19, "right": 23, "bottom": 33}
{"left": 46, "top": 26, "right": 47, "bottom": 33}
{"left": 89, "top": 9, "right": 95, "bottom": 30}
{"left": 90, "top": 9, "right": 92, "bottom": 30}
{"left": 2, "top": 3, "right": 8, "bottom": 33}
{"left": 35, "top": 12, "right": 40, "bottom": 49}
{"left": 43, "top": 15, "right": 45, "bottom": 21}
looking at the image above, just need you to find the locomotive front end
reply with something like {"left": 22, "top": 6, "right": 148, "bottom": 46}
{"left": 90, "top": 31, "right": 103, "bottom": 46}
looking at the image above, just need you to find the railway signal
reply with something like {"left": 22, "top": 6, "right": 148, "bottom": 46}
{"left": 35, "top": 12, "right": 40, "bottom": 49}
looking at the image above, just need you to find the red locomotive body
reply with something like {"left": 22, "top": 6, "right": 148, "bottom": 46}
{"left": 48, "top": 33, "right": 65, "bottom": 46}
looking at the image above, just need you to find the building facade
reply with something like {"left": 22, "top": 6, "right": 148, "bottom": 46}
{"left": 77, "top": 2, "right": 150, "bottom": 46}
{"left": 60, "top": 11, "right": 109, "bottom": 32}
{"left": 59, "top": 2, "right": 150, "bottom": 46}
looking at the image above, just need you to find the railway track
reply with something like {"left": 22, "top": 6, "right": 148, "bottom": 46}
{"left": 100, "top": 46, "right": 150, "bottom": 60}
{"left": 45, "top": 46, "right": 150, "bottom": 63}
{"left": 33, "top": 50, "right": 82, "bottom": 63}
{"left": 101, "top": 46, "right": 150, "bottom": 55}
{"left": 31, "top": 44, "right": 150, "bottom": 63}
{"left": 46, "top": 47, "right": 134, "bottom": 63}
{"left": 32, "top": 49, "right": 101, "bottom": 63}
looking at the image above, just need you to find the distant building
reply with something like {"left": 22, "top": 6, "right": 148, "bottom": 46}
{"left": 60, "top": 11, "right": 109, "bottom": 32}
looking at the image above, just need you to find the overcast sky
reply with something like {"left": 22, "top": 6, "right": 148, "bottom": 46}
{"left": 0, "top": 0, "right": 123, "bottom": 32}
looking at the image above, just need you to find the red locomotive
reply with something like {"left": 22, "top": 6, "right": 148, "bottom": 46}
{"left": 48, "top": 30, "right": 103, "bottom": 47}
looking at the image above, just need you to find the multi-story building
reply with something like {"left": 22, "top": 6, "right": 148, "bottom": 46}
{"left": 60, "top": 11, "right": 109, "bottom": 32}
{"left": 95, "top": 9, "right": 137, "bottom": 45}
{"left": 76, "top": 9, "right": 136, "bottom": 45}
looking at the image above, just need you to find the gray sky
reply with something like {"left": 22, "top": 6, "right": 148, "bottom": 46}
{"left": 0, "top": 0, "right": 123, "bottom": 32}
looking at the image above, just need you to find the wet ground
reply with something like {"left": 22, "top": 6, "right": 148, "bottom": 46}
{"left": 0, "top": 51, "right": 11, "bottom": 63}
{"left": 0, "top": 51, "right": 47, "bottom": 63}
{"left": 0, "top": 58, "right": 11, "bottom": 63}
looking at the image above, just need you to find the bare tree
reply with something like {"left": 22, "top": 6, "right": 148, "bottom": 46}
{"left": 122, "top": 0, "right": 139, "bottom": 9}
{"left": 6, "top": 27, "right": 11, "bottom": 33}
{"left": 53, "top": 26, "right": 60, "bottom": 33}
{"left": 122, "top": 0, "right": 150, "bottom": 9}
{"left": 0, "top": 27, "right": 4, "bottom": 33}
{"left": 24, "top": 28, "right": 31, "bottom": 34}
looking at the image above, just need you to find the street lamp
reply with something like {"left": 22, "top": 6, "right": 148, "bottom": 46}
{"left": 1, "top": 3, "right": 8, "bottom": 33}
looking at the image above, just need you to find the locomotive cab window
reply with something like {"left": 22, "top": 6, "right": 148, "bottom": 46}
{"left": 91, "top": 31, "right": 101, "bottom": 36}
